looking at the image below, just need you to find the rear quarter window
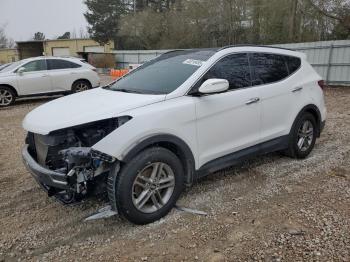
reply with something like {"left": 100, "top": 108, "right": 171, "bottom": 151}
{"left": 286, "top": 56, "right": 301, "bottom": 74}
{"left": 47, "top": 59, "right": 82, "bottom": 70}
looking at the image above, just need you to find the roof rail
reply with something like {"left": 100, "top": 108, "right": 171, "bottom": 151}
{"left": 162, "top": 49, "right": 187, "bottom": 55}
{"left": 219, "top": 44, "right": 296, "bottom": 52}
{"left": 162, "top": 48, "right": 219, "bottom": 55}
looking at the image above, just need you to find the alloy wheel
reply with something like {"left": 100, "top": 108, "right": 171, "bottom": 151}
{"left": 132, "top": 162, "right": 175, "bottom": 213}
{"left": 297, "top": 120, "right": 314, "bottom": 152}
{"left": 0, "top": 89, "right": 13, "bottom": 106}
{"left": 75, "top": 83, "right": 89, "bottom": 92}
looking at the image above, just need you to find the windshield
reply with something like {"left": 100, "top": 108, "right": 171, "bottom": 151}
{"left": 1, "top": 60, "right": 24, "bottom": 73}
{"left": 107, "top": 49, "right": 216, "bottom": 95}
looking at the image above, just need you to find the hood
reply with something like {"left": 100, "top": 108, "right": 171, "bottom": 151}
{"left": 0, "top": 71, "right": 12, "bottom": 77}
{"left": 23, "top": 87, "right": 166, "bottom": 135}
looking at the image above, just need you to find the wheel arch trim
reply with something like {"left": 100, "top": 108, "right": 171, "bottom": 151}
{"left": 122, "top": 134, "right": 196, "bottom": 186}
{"left": 0, "top": 84, "right": 18, "bottom": 97}
{"left": 72, "top": 79, "right": 92, "bottom": 89}
{"left": 292, "top": 104, "right": 322, "bottom": 137}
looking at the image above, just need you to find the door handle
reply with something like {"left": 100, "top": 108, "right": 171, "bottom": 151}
{"left": 246, "top": 97, "right": 260, "bottom": 105}
{"left": 41, "top": 74, "right": 49, "bottom": 77}
{"left": 292, "top": 86, "right": 303, "bottom": 92}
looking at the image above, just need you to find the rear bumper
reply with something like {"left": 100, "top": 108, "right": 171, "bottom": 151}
{"left": 22, "top": 145, "right": 69, "bottom": 190}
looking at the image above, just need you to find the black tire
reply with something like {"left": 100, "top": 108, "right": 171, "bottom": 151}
{"left": 0, "top": 86, "right": 16, "bottom": 107}
{"left": 285, "top": 112, "right": 317, "bottom": 159}
{"left": 108, "top": 147, "right": 184, "bottom": 225}
{"left": 71, "top": 80, "right": 92, "bottom": 93}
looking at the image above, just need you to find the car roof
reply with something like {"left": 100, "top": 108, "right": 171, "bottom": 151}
{"left": 22, "top": 56, "right": 83, "bottom": 61}
{"left": 219, "top": 44, "right": 295, "bottom": 52}
{"left": 17, "top": 56, "right": 87, "bottom": 65}
{"left": 163, "top": 45, "right": 304, "bottom": 59}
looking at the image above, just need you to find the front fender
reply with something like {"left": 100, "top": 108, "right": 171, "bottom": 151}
{"left": 92, "top": 96, "right": 199, "bottom": 167}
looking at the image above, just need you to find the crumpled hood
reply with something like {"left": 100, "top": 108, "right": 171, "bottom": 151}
{"left": 23, "top": 87, "right": 166, "bottom": 134}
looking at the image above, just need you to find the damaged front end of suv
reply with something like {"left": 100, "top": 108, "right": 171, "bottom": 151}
{"left": 22, "top": 116, "right": 131, "bottom": 204}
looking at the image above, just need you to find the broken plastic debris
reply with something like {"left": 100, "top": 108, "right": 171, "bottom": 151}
{"left": 175, "top": 205, "right": 208, "bottom": 216}
{"left": 85, "top": 205, "right": 207, "bottom": 222}
{"left": 84, "top": 205, "right": 118, "bottom": 221}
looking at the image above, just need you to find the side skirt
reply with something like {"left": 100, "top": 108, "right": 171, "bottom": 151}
{"left": 195, "top": 135, "right": 289, "bottom": 179}
{"left": 18, "top": 91, "right": 69, "bottom": 98}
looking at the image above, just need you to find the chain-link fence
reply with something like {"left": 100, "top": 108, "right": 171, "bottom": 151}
{"left": 113, "top": 40, "right": 350, "bottom": 85}
{"left": 273, "top": 40, "right": 350, "bottom": 85}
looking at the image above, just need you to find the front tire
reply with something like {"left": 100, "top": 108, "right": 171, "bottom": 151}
{"left": 0, "top": 86, "right": 16, "bottom": 107}
{"left": 286, "top": 112, "right": 317, "bottom": 159}
{"left": 108, "top": 147, "right": 184, "bottom": 225}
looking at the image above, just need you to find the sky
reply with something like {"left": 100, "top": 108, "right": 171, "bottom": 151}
{"left": 0, "top": 0, "right": 88, "bottom": 41}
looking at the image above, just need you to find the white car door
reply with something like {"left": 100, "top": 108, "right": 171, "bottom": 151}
{"left": 193, "top": 53, "right": 261, "bottom": 168}
{"left": 47, "top": 59, "right": 82, "bottom": 92}
{"left": 249, "top": 53, "right": 300, "bottom": 142}
{"left": 16, "top": 59, "right": 52, "bottom": 95}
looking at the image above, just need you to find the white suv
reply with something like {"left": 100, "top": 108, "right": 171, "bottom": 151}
{"left": 22, "top": 46, "right": 326, "bottom": 224}
{"left": 0, "top": 57, "right": 100, "bottom": 107}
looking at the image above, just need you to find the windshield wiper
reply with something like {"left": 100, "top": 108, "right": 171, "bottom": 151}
{"left": 105, "top": 86, "right": 165, "bottom": 95}
{"left": 114, "top": 88, "right": 144, "bottom": 94}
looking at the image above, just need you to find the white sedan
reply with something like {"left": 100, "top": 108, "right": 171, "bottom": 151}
{"left": 0, "top": 57, "right": 100, "bottom": 107}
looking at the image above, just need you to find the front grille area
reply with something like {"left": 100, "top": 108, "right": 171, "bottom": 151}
{"left": 34, "top": 134, "right": 49, "bottom": 166}
{"left": 25, "top": 132, "right": 78, "bottom": 170}
{"left": 26, "top": 132, "right": 37, "bottom": 160}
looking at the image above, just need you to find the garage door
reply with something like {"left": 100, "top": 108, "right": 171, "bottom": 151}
{"left": 84, "top": 46, "right": 104, "bottom": 53}
{"left": 52, "top": 47, "right": 70, "bottom": 57}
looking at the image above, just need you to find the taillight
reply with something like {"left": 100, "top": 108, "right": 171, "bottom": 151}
{"left": 318, "top": 80, "right": 326, "bottom": 90}
{"left": 92, "top": 68, "right": 97, "bottom": 72}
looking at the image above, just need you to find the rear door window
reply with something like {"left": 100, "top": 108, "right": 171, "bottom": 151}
{"left": 202, "top": 53, "right": 251, "bottom": 90}
{"left": 249, "top": 53, "right": 289, "bottom": 85}
{"left": 47, "top": 59, "right": 81, "bottom": 70}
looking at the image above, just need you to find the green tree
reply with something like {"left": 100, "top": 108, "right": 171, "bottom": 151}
{"left": 308, "top": 0, "right": 350, "bottom": 38}
{"left": 0, "top": 25, "right": 14, "bottom": 48}
{"left": 33, "top": 32, "right": 45, "bottom": 41}
{"left": 84, "top": 0, "right": 126, "bottom": 45}
{"left": 85, "top": 0, "right": 348, "bottom": 50}
{"left": 57, "top": 32, "right": 71, "bottom": 39}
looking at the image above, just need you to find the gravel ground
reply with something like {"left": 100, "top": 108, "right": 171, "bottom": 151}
{"left": 0, "top": 83, "right": 349, "bottom": 262}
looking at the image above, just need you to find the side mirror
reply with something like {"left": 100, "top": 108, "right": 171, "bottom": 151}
{"left": 198, "top": 78, "right": 229, "bottom": 94}
{"left": 17, "top": 67, "right": 26, "bottom": 75}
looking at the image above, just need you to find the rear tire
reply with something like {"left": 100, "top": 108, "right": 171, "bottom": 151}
{"left": 285, "top": 112, "right": 317, "bottom": 159}
{"left": 108, "top": 147, "right": 184, "bottom": 225}
{"left": 0, "top": 86, "right": 16, "bottom": 107}
{"left": 72, "top": 80, "right": 91, "bottom": 93}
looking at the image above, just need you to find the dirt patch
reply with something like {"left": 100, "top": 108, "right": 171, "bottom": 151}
{"left": 0, "top": 85, "right": 349, "bottom": 261}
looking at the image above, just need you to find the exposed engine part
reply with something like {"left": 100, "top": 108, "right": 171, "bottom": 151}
{"left": 27, "top": 117, "right": 125, "bottom": 171}
{"left": 60, "top": 147, "right": 92, "bottom": 169}
{"left": 25, "top": 117, "right": 129, "bottom": 204}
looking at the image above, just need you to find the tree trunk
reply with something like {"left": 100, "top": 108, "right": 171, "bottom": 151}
{"left": 289, "top": 0, "right": 298, "bottom": 42}
{"left": 252, "top": 0, "right": 261, "bottom": 44}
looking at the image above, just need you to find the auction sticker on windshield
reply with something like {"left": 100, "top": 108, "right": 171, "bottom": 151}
{"left": 183, "top": 59, "right": 204, "bottom": 67}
